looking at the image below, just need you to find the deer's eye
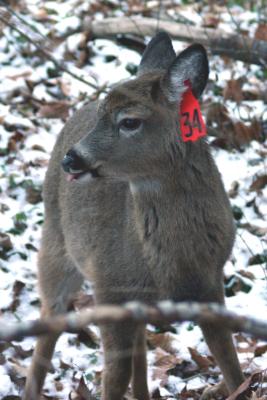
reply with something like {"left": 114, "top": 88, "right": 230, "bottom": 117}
{"left": 119, "top": 118, "right": 142, "bottom": 133}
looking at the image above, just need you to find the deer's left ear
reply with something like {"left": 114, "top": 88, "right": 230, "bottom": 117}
{"left": 138, "top": 31, "right": 176, "bottom": 76}
{"left": 161, "top": 44, "right": 209, "bottom": 102}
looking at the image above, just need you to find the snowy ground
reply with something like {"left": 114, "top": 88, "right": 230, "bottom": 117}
{"left": 0, "top": 1, "right": 267, "bottom": 399}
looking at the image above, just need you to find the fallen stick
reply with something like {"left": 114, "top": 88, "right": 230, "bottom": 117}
{"left": 86, "top": 17, "right": 267, "bottom": 66}
{"left": 1, "top": 301, "right": 266, "bottom": 342}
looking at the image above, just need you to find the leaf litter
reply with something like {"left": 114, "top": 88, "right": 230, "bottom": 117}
{"left": 0, "top": 1, "right": 267, "bottom": 399}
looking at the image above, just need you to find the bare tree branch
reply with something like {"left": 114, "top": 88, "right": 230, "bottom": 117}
{"left": 1, "top": 301, "right": 267, "bottom": 342}
{"left": 85, "top": 17, "right": 267, "bottom": 66}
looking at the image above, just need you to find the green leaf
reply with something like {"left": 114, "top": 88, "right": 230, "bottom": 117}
{"left": 232, "top": 205, "right": 243, "bottom": 221}
{"left": 126, "top": 63, "right": 138, "bottom": 75}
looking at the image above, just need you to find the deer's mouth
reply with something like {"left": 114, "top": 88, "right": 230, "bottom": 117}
{"left": 66, "top": 167, "right": 101, "bottom": 182}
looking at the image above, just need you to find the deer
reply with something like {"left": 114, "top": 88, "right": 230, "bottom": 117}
{"left": 23, "top": 32, "right": 245, "bottom": 400}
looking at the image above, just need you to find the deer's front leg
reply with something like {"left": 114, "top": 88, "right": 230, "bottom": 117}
{"left": 132, "top": 325, "right": 150, "bottom": 400}
{"left": 23, "top": 233, "right": 83, "bottom": 400}
{"left": 100, "top": 321, "right": 139, "bottom": 400}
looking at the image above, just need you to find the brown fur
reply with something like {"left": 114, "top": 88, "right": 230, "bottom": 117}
{"left": 24, "top": 34, "right": 245, "bottom": 400}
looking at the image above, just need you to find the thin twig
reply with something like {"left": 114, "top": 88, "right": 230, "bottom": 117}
{"left": 0, "top": 8, "right": 102, "bottom": 91}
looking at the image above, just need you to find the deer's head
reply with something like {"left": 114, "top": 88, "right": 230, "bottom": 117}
{"left": 62, "top": 32, "right": 209, "bottom": 183}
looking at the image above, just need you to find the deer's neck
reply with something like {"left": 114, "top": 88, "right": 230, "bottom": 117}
{"left": 128, "top": 140, "right": 218, "bottom": 258}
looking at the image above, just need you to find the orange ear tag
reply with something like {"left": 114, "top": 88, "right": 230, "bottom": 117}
{"left": 179, "top": 82, "right": 207, "bottom": 142}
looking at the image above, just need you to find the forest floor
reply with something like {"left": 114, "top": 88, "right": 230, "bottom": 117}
{"left": 0, "top": 1, "right": 267, "bottom": 399}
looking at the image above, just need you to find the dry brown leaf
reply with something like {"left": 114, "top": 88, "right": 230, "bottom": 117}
{"left": 8, "top": 357, "right": 28, "bottom": 378}
{"left": 188, "top": 347, "right": 214, "bottom": 371}
{"left": 202, "top": 14, "right": 220, "bottom": 28}
{"left": 7, "top": 71, "right": 32, "bottom": 81}
{"left": 70, "top": 376, "right": 96, "bottom": 400}
{"left": 26, "top": 185, "right": 42, "bottom": 205}
{"left": 180, "top": 386, "right": 200, "bottom": 399}
{"left": 31, "top": 144, "right": 46, "bottom": 152}
{"left": 33, "top": 8, "right": 52, "bottom": 22}
{"left": 239, "top": 223, "right": 267, "bottom": 237}
{"left": 206, "top": 102, "right": 231, "bottom": 127}
{"left": 73, "top": 292, "right": 95, "bottom": 311}
{"left": 233, "top": 120, "right": 261, "bottom": 147}
{"left": 13, "top": 280, "right": 26, "bottom": 297}
{"left": 238, "top": 269, "right": 255, "bottom": 281}
{"left": 255, "top": 24, "right": 267, "bottom": 41}
{"left": 8, "top": 131, "right": 25, "bottom": 152}
{"left": 223, "top": 79, "right": 243, "bottom": 103}
{"left": 228, "top": 181, "right": 239, "bottom": 198}
{"left": 207, "top": 102, "right": 262, "bottom": 149}
{"left": 0, "top": 233, "right": 13, "bottom": 251}
{"left": 60, "top": 79, "right": 72, "bottom": 97}
{"left": 226, "top": 370, "right": 264, "bottom": 400}
{"left": 249, "top": 175, "right": 267, "bottom": 192}
{"left": 77, "top": 327, "right": 100, "bottom": 348}
{"left": 255, "top": 344, "right": 267, "bottom": 357}
{"left": 152, "top": 347, "right": 181, "bottom": 386}
{"left": 147, "top": 331, "right": 176, "bottom": 354}
{"left": 38, "top": 101, "right": 71, "bottom": 119}
{"left": 154, "top": 347, "right": 180, "bottom": 369}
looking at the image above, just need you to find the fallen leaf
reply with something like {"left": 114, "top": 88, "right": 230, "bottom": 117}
{"left": 232, "top": 120, "right": 261, "bottom": 147}
{"left": 60, "top": 79, "right": 72, "bottom": 97}
{"left": 26, "top": 185, "right": 42, "bottom": 204}
{"left": 152, "top": 347, "right": 181, "bottom": 386}
{"left": 70, "top": 376, "right": 96, "bottom": 400}
{"left": 226, "top": 370, "right": 264, "bottom": 400}
{"left": 31, "top": 144, "right": 46, "bottom": 152}
{"left": 154, "top": 347, "right": 180, "bottom": 369}
{"left": 248, "top": 252, "right": 267, "bottom": 266}
{"left": 147, "top": 331, "right": 176, "bottom": 354}
{"left": 206, "top": 102, "right": 231, "bottom": 127}
{"left": 255, "top": 344, "right": 267, "bottom": 357}
{"left": 223, "top": 79, "right": 243, "bottom": 103}
{"left": 0, "top": 233, "right": 13, "bottom": 251}
{"left": 202, "top": 14, "right": 220, "bottom": 28}
{"left": 8, "top": 358, "right": 28, "bottom": 378}
{"left": 239, "top": 223, "right": 267, "bottom": 237}
{"left": 7, "top": 71, "right": 32, "bottom": 80}
{"left": 38, "top": 101, "right": 71, "bottom": 119}
{"left": 188, "top": 347, "right": 214, "bottom": 371}
{"left": 225, "top": 274, "right": 252, "bottom": 296}
{"left": 228, "top": 181, "right": 239, "bottom": 198}
{"left": 180, "top": 387, "right": 201, "bottom": 399}
{"left": 237, "top": 269, "right": 255, "bottom": 281}
{"left": 55, "top": 380, "right": 64, "bottom": 392}
{"left": 60, "top": 359, "right": 72, "bottom": 370}
{"left": 8, "top": 131, "right": 25, "bottom": 152}
{"left": 13, "top": 280, "right": 26, "bottom": 297}
{"left": 77, "top": 327, "right": 100, "bottom": 348}
{"left": 207, "top": 102, "right": 262, "bottom": 149}
{"left": 249, "top": 175, "right": 267, "bottom": 192}
{"left": 73, "top": 293, "right": 95, "bottom": 311}
{"left": 255, "top": 24, "right": 267, "bottom": 41}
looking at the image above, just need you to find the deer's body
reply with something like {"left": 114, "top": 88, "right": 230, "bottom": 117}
{"left": 24, "top": 34, "right": 245, "bottom": 400}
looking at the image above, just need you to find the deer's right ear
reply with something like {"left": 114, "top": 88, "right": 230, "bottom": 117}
{"left": 161, "top": 44, "right": 209, "bottom": 102}
{"left": 138, "top": 32, "right": 176, "bottom": 76}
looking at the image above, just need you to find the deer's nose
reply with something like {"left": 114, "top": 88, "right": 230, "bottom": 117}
{"left": 61, "top": 149, "right": 86, "bottom": 174}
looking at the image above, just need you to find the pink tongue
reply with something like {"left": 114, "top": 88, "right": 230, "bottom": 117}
{"left": 66, "top": 174, "right": 78, "bottom": 182}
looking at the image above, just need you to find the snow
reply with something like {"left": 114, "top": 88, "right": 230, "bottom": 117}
{"left": 0, "top": 1, "right": 266, "bottom": 399}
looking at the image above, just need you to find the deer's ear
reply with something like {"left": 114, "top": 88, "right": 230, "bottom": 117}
{"left": 138, "top": 32, "right": 176, "bottom": 76}
{"left": 161, "top": 44, "right": 209, "bottom": 101}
